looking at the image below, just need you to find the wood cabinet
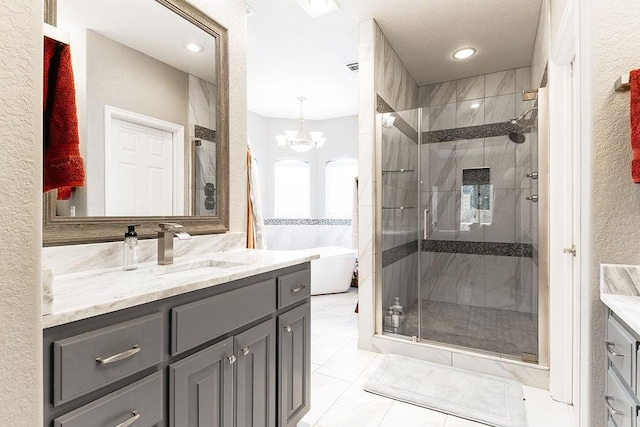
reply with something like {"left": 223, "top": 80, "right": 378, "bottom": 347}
{"left": 236, "top": 319, "right": 277, "bottom": 427}
{"left": 170, "top": 337, "right": 235, "bottom": 427}
{"left": 43, "top": 263, "right": 311, "bottom": 427}
{"left": 278, "top": 304, "right": 311, "bottom": 427}
{"left": 605, "top": 312, "right": 640, "bottom": 427}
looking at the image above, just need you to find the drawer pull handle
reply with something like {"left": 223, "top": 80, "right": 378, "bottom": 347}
{"left": 242, "top": 347, "right": 250, "bottom": 356}
{"left": 605, "top": 342, "right": 624, "bottom": 357}
{"left": 286, "top": 325, "right": 292, "bottom": 333}
{"left": 96, "top": 345, "right": 141, "bottom": 365}
{"left": 115, "top": 410, "right": 140, "bottom": 427}
{"left": 605, "top": 396, "right": 624, "bottom": 416}
{"left": 228, "top": 354, "right": 237, "bottom": 365}
{"left": 290, "top": 285, "right": 306, "bottom": 293}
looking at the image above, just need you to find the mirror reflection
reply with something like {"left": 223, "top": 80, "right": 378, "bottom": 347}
{"left": 50, "top": 0, "right": 217, "bottom": 217}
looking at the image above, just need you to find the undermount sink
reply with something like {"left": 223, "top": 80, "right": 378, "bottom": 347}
{"left": 155, "top": 259, "right": 246, "bottom": 276}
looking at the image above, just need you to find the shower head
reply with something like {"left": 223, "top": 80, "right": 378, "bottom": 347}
{"left": 508, "top": 132, "right": 526, "bottom": 144}
{"left": 509, "top": 107, "right": 538, "bottom": 126}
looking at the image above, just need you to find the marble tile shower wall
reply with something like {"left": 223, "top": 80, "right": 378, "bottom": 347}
{"left": 417, "top": 67, "right": 538, "bottom": 314}
{"left": 361, "top": 20, "right": 419, "bottom": 318}
{"left": 381, "top": 109, "right": 420, "bottom": 313}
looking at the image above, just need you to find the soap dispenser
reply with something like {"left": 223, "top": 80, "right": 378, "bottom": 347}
{"left": 391, "top": 297, "right": 404, "bottom": 327}
{"left": 384, "top": 307, "right": 394, "bottom": 332}
{"left": 123, "top": 224, "right": 140, "bottom": 271}
{"left": 391, "top": 297, "right": 404, "bottom": 316}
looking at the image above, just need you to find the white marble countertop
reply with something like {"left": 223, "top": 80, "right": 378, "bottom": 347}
{"left": 43, "top": 249, "right": 319, "bottom": 329}
{"left": 600, "top": 264, "right": 640, "bottom": 335}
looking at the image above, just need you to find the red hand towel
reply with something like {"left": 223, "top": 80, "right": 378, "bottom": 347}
{"left": 631, "top": 69, "right": 640, "bottom": 182}
{"left": 43, "top": 37, "right": 85, "bottom": 193}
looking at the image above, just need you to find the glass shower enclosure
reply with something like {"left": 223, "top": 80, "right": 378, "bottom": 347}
{"left": 377, "top": 94, "right": 539, "bottom": 362}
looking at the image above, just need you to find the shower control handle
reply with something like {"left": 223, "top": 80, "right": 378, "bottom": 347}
{"left": 525, "top": 171, "right": 539, "bottom": 180}
{"left": 526, "top": 195, "right": 538, "bottom": 203}
{"left": 423, "top": 209, "right": 429, "bottom": 240}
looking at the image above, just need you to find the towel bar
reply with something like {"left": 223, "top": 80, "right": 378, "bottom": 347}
{"left": 615, "top": 74, "right": 630, "bottom": 92}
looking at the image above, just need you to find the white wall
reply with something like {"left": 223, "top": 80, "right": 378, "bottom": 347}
{"left": 247, "top": 111, "right": 358, "bottom": 219}
{"left": 585, "top": 0, "right": 640, "bottom": 425}
{"left": 0, "top": 0, "right": 42, "bottom": 424}
{"left": 531, "top": 0, "right": 550, "bottom": 88}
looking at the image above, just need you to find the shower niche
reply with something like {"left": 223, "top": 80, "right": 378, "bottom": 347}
{"left": 378, "top": 68, "right": 540, "bottom": 363}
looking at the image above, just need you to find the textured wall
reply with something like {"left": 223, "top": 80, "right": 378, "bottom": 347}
{"left": 187, "top": 0, "right": 247, "bottom": 233}
{"left": 0, "top": 0, "right": 42, "bottom": 424}
{"left": 590, "top": 0, "right": 640, "bottom": 424}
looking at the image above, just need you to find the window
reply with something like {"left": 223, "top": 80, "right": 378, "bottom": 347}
{"left": 274, "top": 158, "right": 310, "bottom": 217}
{"left": 325, "top": 158, "right": 358, "bottom": 218}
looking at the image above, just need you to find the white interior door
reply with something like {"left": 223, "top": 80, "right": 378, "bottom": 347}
{"left": 106, "top": 118, "right": 174, "bottom": 216}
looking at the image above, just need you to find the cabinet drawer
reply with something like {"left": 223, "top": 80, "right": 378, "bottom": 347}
{"left": 172, "top": 279, "right": 276, "bottom": 355}
{"left": 607, "top": 316, "right": 636, "bottom": 388}
{"left": 53, "top": 313, "right": 164, "bottom": 406}
{"left": 53, "top": 371, "right": 163, "bottom": 427}
{"left": 277, "top": 269, "right": 310, "bottom": 309}
{"left": 607, "top": 368, "right": 636, "bottom": 427}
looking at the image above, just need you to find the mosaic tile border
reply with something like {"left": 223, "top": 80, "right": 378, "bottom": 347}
{"left": 421, "top": 240, "right": 533, "bottom": 258}
{"left": 423, "top": 122, "right": 522, "bottom": 144}
{"left": 376, "top": 95, "right": 419, "bottom": 143}
{"left": 382, "top": 240, "right": 419, "bottom": 268}
{"left": 195, "top": 124, "right": 216, "bottom": 142}
{"left": 376, "top": 94, "right": 535, "bottom": 144}
{"left": 264, "top": 218, "right": 352, "bottom": 226}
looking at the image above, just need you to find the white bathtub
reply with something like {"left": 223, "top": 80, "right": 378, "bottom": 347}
{"left": 298, "top": 246, "right": 357, "bottom": 295}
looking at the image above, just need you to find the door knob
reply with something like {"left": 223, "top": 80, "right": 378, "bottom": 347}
{"left": 563, "top": 245, "right": 576, "bottom": 256}
{"left": 525, "top": 195, "right": 538, "bottom": 202}
{"left": 228, "top": 354, "right": 236, "bottom": 365}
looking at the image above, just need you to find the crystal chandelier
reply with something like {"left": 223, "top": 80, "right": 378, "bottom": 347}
{"left": 275, "top": 97, "right": 326, "bottom": 153}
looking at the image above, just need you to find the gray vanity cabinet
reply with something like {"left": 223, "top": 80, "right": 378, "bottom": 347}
{"left": 169, "top": 337, "right": 235, "bottom": 427}
{"left": 278, "top": 303, "right": 311, "bottom": 427}
{"left": 236, "top": 319, "right": 277, "bottom": 427}
{"left": 44, "top": 263, "right": 311, "bottom": 427}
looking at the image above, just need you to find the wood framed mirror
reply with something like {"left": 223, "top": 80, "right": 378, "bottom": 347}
{"left": 43, "top": 0, "right": 229, "bottom": 246}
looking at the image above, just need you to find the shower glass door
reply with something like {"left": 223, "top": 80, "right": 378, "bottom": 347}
{"left": 379, "top": 92, "right": 539, "bottom": 362}
{"left": 379, "top": 108, "right": 420, "bottom": 339}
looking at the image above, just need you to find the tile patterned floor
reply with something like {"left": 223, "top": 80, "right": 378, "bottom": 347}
{"left": 400, "top": 300, "right": 538, "bottom": 358}
{"left": 298, "top": 289, "right": 574, "bottom": 427}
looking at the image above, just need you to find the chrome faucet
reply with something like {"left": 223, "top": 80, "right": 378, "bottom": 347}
{"left": 158, "top": 223, "right": 191, "bottom": 265}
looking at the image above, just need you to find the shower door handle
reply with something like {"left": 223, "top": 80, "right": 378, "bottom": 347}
{"left": 423, "top": 209, "right": 429, "bottom": 240}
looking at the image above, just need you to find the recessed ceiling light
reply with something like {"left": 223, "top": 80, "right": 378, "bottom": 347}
{"left": 184, "top": 42, "right": 204, "bottom": 53}
{"left": 453, "top": 48, "right": 476, "bottom": 60}
{"left": 470, "top": 103, "right": 481, "bottom": 109}
{"left": 296, "top": 0, "right": 340, "bottom": 18}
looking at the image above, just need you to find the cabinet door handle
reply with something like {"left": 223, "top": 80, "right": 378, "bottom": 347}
{"left": 285, "top": 325, "right": 292, "bottom": 333}
{"left": 115, "top": 410, "right": 140, "bottom": 427}
{"left": 96, "top": 345, "right": 140, "bottom": 365}
{"left": 290, "top": 285, "right": 306, "bottom": 293}
{"left": 605, "top": 396, "right": 624, "bottom": 416}
{"left": 242, "top": 347, "right": 250, "bottom": 356}
{"left": 605, "top": 342, "right": 624, "bottom": 357}
{"left": 228, "top": 354, "right": 237, "bottom": 365}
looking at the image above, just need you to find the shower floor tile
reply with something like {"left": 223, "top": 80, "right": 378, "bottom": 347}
{"left": 401, "top": 300, "right": 538, "bottom": 359}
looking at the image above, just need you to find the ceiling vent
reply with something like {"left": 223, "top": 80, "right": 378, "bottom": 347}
{"left": 345, "top": 62, "right": 359, "bottom": 73}
{"left": 246, "top": 4, "right": 256, "bottom": 16}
